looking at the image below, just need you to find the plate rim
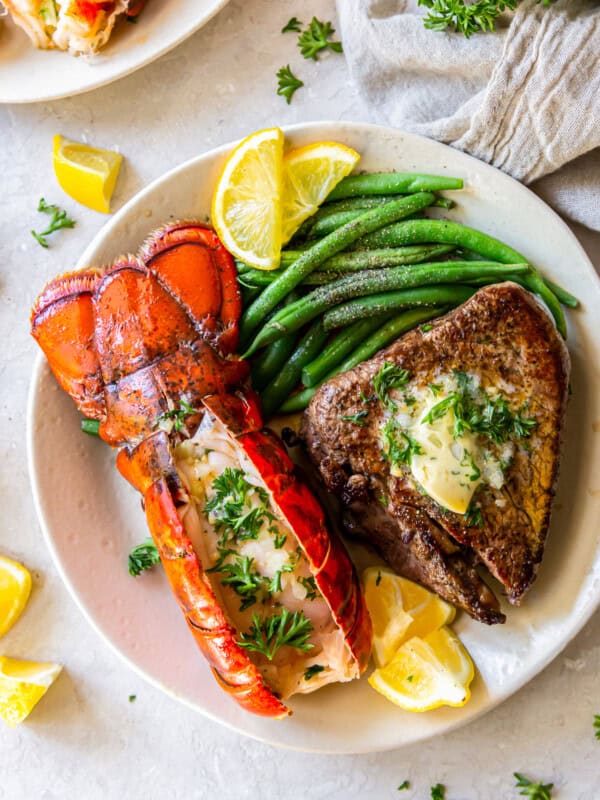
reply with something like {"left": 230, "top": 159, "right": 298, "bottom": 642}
{"left": 0, "top": 0, "right": 230, "bottom": 104}
{"left": 26, "top": 120, "right": 600, "bottom": 753}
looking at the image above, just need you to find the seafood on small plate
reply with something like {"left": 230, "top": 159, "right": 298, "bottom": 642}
{"left": 30, "top": 221, "right": 372, "bottom": 717}
{"left": 2, "top": 0, "right": 146, "bottom": 55}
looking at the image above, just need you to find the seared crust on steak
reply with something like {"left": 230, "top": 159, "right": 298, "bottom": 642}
{"left": 302, "top": 283, "right": 570, "bottom": 623}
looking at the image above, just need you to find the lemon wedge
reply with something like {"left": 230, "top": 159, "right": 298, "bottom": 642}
{"left": 53, "top": 134, "right": 123, "bottom": 213}
{"left": 0, "top": 657, "right": 62, "bottom": 727}
{"left": 368, "top": 627, "right": 474, "bottom": 712}
{"left": 211, "top": 127, "right": 284, "bottom": 270}
{"left": 281, "top": 142, "right": 360, "bottom": 244}
{"left": 363, "top": 567, "right": 455, "bottom": 667}
{"left": 0, "top": 556, "right": 32, "bottom": 638}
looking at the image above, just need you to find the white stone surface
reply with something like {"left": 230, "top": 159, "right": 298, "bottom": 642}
{"left": 0, "top": 1, "right": 599, "bottom": 797}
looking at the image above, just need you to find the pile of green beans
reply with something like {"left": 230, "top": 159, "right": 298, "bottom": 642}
{"left": 235, "top": 172, "right": 577, "bottom": 418}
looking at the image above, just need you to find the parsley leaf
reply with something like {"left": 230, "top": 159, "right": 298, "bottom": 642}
{"left": 282, "top": 16, "right": 302, "bottom": 33}
{"left": 595, "top": 713, "right": 600, "bottom": 740}
{"left": 31, "top": 198, "right": 75, "bottom": 248}
{"left": 397, "top": 781, "right": 410, "bottom": 791}
{"left": 514, "top": 773, "right": 553, "bottom": 799}
{"left": 418, "top": 0, "right": 517, "bottom": 38}
{"left": 464, "top": 499, "right": 483, "bottom": 527}
{"left": 431, "top": 784, "right": 445, "bottom": 800}
{"left": 207, "top": 553, "right": 266, "bottom": 611}
{"left": 304, "top": 664, "right": 325, "bottom": 680}
{"left": 276, "top": 65, "right": 304, "bottom": 104}
{"left": 297, "top": 17, "right": 343, "bottom": 60}
{"left": 340, "top": 409, "right": 369, "bottom": 426}
{"left": 298, "top": 575, "right": 318, "bottom": 600}
{"left": 128, "top": 539, "right": 160, "bottom": 576}
{"left": 373, "top": 363, "right": 411, "bottom": 407}
{"left": 205, "top": 468, "right": 276, "bottom": 547}
{"left": 238, "top": 609, "right": 314, "bottom": 660}
{"left": 382, "top": 419, "right": 423, "bottom": 467}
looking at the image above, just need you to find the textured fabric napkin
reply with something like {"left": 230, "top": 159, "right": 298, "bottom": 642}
{"left": 337, "top": 0, "right": 600, "bottom": 231}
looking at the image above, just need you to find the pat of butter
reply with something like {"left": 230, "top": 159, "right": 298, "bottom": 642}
{"left": 409, "top": 401, "right": 482, "bottom": 514}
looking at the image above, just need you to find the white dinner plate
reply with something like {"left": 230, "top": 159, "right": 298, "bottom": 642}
{"left": 27, "top": 122, "right": 600, "bottom": 753}
{"left": 0, "top": 0, "right": 229, "bottom": 104}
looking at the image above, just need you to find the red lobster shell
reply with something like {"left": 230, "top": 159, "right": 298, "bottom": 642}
{"left": 30, "top": 222, "right": 372, "bottom": 718}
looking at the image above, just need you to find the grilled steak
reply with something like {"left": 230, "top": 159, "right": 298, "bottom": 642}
{"left": 302, "top": 283, "right": 570, "bottom": 624}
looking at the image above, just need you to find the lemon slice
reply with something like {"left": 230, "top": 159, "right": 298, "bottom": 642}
{"left": 0, "top": 657, "right": 62, "bottom": 727}
{"left": 212, "top": 127, "right": 284, "bottom": 270}
{"left": 0, "top": 556, "right": 32, "bottom": 638}
{"left": 281, "top": 142, "right": 360, "bottom": 244}
{"left": 368, "top": 627, "right": 474, "bottom": 712}
{"left": 363, "top": 567, "right": 455, "bottom": 667}
{"left": 53, "top": 134, "right": 123, "bottom": 214}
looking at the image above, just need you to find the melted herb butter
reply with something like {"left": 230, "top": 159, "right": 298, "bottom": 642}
{"left": 380, "top": 371, "right": 529, "bottom": 515}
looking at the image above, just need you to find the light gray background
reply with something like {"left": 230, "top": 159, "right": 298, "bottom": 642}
{"left": 1, "top": 1, "right": 599, "bottom": 797}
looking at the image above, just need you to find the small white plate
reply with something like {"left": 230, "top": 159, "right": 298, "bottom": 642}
{"left": 27, "top": 122, "right": 600, "bottom": 753}
{"left": 0, "top": 0, "right": 229, "bottom": 104}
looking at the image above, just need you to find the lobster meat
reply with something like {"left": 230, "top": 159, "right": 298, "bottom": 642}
{"left": 31, "top": 222, "right": 371, "bottom": 718}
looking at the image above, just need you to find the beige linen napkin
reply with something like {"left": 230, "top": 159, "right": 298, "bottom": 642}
{"left": 337, "top": 0, "right": 600, "bottom": 230}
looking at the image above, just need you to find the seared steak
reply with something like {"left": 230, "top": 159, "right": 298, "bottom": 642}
{"left": 302, "top": 283, "right": 570, "bottom": 624}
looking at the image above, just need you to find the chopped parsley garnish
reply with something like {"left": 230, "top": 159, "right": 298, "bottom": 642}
{"left": 276, "top": 65, "right": 304, "bottom": 104}
{"left": 373, "top": 363, "right": 411, "bottom": 408}
{"left": 460, "top": 449, "right": 481, "bottom": 482}
{"left": 31, "top": 198, "right": 75, "bottom": 248}
{"left": 281, "top": 16, "right": 302, "bottom": 33}
{"left": 205, "top": 468, "right": 276, "bottom": 547}
{"left": 429, "top": 383, "right": 443, "bottom": 397}
{"left": 464, "top": 500, "right": 483, "bottom": 527}
{"left": 156, "top": 399, "right": 200, "bottom": 433}
{"left": 273, "top": 532, "right": 287, "bottom": 549}
{"left": 238, "top": 609, "right": 314, "bottom": 661}
{"left": 128, "top": 539, "right": 160, "bottom": 576}
{"left": 360, "top": 389, "right": 375, "bottom": 404}
{"left": 207, "top": 554, "right": 266, "bottom": 611}
{"left": 421, "top": 371, "right": 537, "bottom": 445}
{"left": 595, "top": 714, "right": 600, "bottom": 739}
{"left": 382, "top": 418, "right": 423, "bottom": 467}
{"left": 297, "top": 17, "right": 343, "bottom": 60}
{"left": 406, "top": 674, "right": 414, "bottom": 682}
{"left": 268, "top": 562, "right": 296, "bottom": 594}
{"left": 421, "top": 323, "right": 433, "bottom": 332}
{"left": 430, "top": 784, "right": 445, "bottom": 800}
{"left": 340, "top": 409, "right": 369, "bottom": 426}
{"left": 128, "top": 694, "right": 136, "bottom": 702}
{"left": 298, "top": 575, "right": 318, "bottom": 600}
{"left": 397, "top": 781, "right": 410, "bottom": 791}
{"left": 514, "top": 772, "right": 553, "bottom": 799}
{"left": 304, "top": 664, "right": 325, "bottom": 680}
{"left": 375, "top": 571, "right": 382, "bottom": 586}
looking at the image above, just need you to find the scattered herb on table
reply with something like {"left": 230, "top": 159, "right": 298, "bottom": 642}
{"left": 31, "top": 198, "right": 75, "bottom": 248}
{"left": 282, "top": 16, "right": 302, "bottom": 33}
{"left": 128, "top": 694, "right": 136, "bottom": 702}
{"left": 595, "top": 714, "right": 600, "bottom": 740}
{"left": 397, "top": 780, "right": 410, "bottom": 791}
{"left": 514, "top": 772, "right": 553, "bottom": 799}
{"left": 238, "top": 609, "right": 314, "bottom": 660}
{"left": 304, "top": 664, "right": 325, "bottom": 680}
{"left": 276, "top": 65, "right": 304, "bottom": 104}
{"left": 128, "top": 539, "right": 160, "bottom": 576}
{"left": 431, "top": 784, "right": 445, "bottom": 800}
{"left": 297, "top": 17, "right": 343, "bottom": 60}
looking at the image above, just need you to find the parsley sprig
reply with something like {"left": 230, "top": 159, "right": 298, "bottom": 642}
{"left": 514, "top": 773, "right": 553, "bottom": 799}
{"left": 276, "top": 65, "right": 304, "bottom": 104}
{"left": 238, "top": 609, "right": 314, "bottom": 660}
{"left": 382, "top": 418, "right": 423, "bottom": 467}
{"left": 282, "top": 16, "right": 302, "bottom": 33}
{"left": 297, "top": 16, "right": 343, "bottom": 60}
{"left": 128, "top": 538, "right": 160, "bottom": 576}
{"left": 417, "top": 0, "right": 554, "bottom": 38}
{"left": 205, "top": 468, "right": 277, "bottom": 547}
{"left": 31, "top": 198, "right": 75, "bottom": 248}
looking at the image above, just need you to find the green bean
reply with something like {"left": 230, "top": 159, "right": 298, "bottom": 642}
{"left": 81, "top": 418, "right": 100, "bottom": 436}
{"left": 543, "top": 278, "right": 579, "bottom": 309}
{"left": 326, "top": 173, "right": 463, "bottom": 201}
{"left": 279, "top": 307, "right": 446, "bottom": 414}
{"left": 308, "top": 208, "right": 426, "bottom": 238}
{"left": 239, "top": 192, "right": 437, "bottom": 347}
{"left": 356, "top": 218, "right": 566, "bottom": 336}
{"left": 323, "top": 285, "right": 476, "bottom": 329}
{"left": 250, "top": 291, "right": 301, "bottom": 391}
{"left": 259, "top": 319, "right": 328, "bottom": 420}
{"left": 246, "top": 261, "right": 528, "bottom": 353}
{"left": 301, "top": 316, "right": 388, "bottom": 387}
